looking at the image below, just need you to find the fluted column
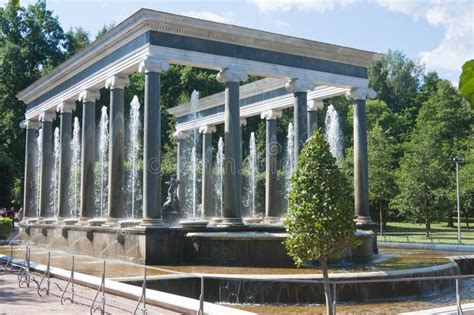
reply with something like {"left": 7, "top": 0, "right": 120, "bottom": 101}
{"left": 105, "top": 75, "right": 129, "bottom": 222}
{"left": 23, "top": 119, "right": 39, "bottom": 219}
{"left": 307, "top": 99, "right": 324, "bottom": 136}
{"left": 199, "top": 125, "right": 216, "bottom": 218}
{"left": 346, "top": 87, "right": 376, "bottom": 225}
{"left": 174, "top": 130, "right": 189, "bottom": 211}
{"left": 286, "top": 79, "right": 315, "bottom": 159}
{"left": 39, "top": 111, "right": 55, "bottom": 219}
{"left": 139, "top": 55, "right": 169, "bottom": 226}
{"left": 57, "top": 102, "right": 75, "bottom": 219}
{"left": 78, "top": 89, "right": 100, "bottom": 220}
{"left": 261, "top": 110, "right": 282, "bottom": 223}
{"left": 216, "top": 68, "right": 248, "bottom": 227}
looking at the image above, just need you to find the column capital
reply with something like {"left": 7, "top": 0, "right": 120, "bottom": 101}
{"left": 173, "top": 130, "right": 190, "bottom": 140}
{"left": 346, "top": 87, "right": 376, "bottom": 101}
{"left": 260, "top": 109, "right": 282, "bottom": 120}
{"left": 216, "top": 68, "right": 248, "bottom": 83}
{"left": 39, "top": 111, "right": 55, "bottom": 122}
{"left": 199, "top": 125, "right": 216, "bottom": 134}
{"left": 78, "top": 89, "right": 100, "bottom": 102}
{"left": 285, "top": 78, "right": 315, "bottom": 93}
{"left": 25, "top": 119, "right": 40, "bottom": 129}
{"left": 240, "top": 117, "right": 247, "bottom": 126}
{"left": 56, "top": 101, "right": 76, "bottom": 113}
{"left": 307, "top": 99, "right": 324, "bottom": 111}
{"left": 138, "top": 54, "right": 170, "bottom": 73}
{"left": 105, "top": 75, "right": 130, "bottom": 90}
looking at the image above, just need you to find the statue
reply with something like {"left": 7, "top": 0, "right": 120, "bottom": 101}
{"left": 161, "top": 178, "right": 182, "bottom": 224}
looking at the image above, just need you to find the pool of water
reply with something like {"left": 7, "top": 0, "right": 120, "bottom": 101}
{"left": 0, "top": 245, "right": 461, "bottom": 278}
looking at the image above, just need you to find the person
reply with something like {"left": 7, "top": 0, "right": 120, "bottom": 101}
{"left": 7, "top": 207, "right": 15, "bottom": 227}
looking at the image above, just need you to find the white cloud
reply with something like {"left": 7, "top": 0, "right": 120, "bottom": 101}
{"left": 181, "top": 10, "right": 234, "bottom": 24}
{"left": 248, "top": 0, "right": 357, "bottom": 13}
{"left": 375, "top": 0, "right": 474, "bottom": 75}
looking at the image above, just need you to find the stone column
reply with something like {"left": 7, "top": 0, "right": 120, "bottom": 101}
{"left": 307, "top": 99, "right": 324, "bottom": 136}
{"left": 139, "top": 55, "right": 169, "bottom": 226}
{"left": 261, "top": 110, "right": 282, "bottom": 223}
{"left": 286, "top": 79, "right": 315, "bottom": 159}
{"left": 78, "top": 89, "right": 100, "bottom": 221}
{"left": 23, "top": 119, "right": 39, "bottom": 219}
{"left": 216, "top": 68, "right": 248, "bottom": 227}
{"left": 57, "top": 102, "right": 75, "bottom": 219}
{"left": 199, "top": 125, "right": 216, "bottom": 218}
{"left": 346, "top": 87, "right": 376, "bottom": 225}
{"left": 38, "top": 111, "right": 55, "bottom": 219}
{"left": 105, "top": 75, "right": 129, "bottom": 222}
{"left": 173, "top": 130, "right": 189, "bottom": 211}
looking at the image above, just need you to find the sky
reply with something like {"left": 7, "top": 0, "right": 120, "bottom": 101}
{"left": 3, "top": 0, "right": 473, "bottom": 85}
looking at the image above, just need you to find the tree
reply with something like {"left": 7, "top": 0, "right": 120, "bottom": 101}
{"left": 368, "top": 50, "right": 424, "bottom": 113}
{"left": 0, "top": 0, "right": 66, "bottom": 207}
{"left": 416, "top": 80, "right": 473, "bottom": 226}
{"left": 96, "top": 22, "right": 115, "bottom": 39}
{"left": 461, "top": 132, "right": 474, "bottom": 230}
{"left": 284, "top": 131, "right": 357, "bottom": 315}
{"left": 64, "top": 26, "right": 90, "bottom": 57}
{"left": 392, "top": 125, "right": 446, "bottom": 237}
{"left": 368, "top": 124, "right": 397, "bottom": 235}
{"left": 459, "top": 60, "right": 474, "bottom": 109}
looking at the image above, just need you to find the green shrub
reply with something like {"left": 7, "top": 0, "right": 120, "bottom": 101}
{"left": 0, "top": 218, "right": 13, "bottom": 239}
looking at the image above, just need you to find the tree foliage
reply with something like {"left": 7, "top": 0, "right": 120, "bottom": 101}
{"left": 460, "top": 59, "right": 474, "bottom": 109}
{"left": 368, "top": 123, "right": 397, "bottom": 234}
{"left": 284, "top": 131, "right": 357, "bottom": 314}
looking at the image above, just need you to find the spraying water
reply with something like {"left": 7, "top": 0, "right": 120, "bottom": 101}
{"left": 324, "top": 104, "right": 343, "bottom": 163}
{"left": 51, "top": 127, "right": 60, "bottom": 217}
{"left": 247, "top": 132, "right": 257, "bottom": 217}
{"left": 186, "top": 90, "right": 200, "bottom": 219}
{"left": 191, "top": 146, "right": 197, "bottom": 219}
{"left": 97, "top": 106, "right": 109, "bottom": 218}
{"left": 284, "top": 123, "right": 295, "bottom": 201}
{"left": 215, "top": 137, "right": 224, "bottom": 217}
{"left": 70, "top": 117, "right": 81, "bottom": 218}
{"left": 36, "top": 129, "right": 42, "bottom": 218}
{"left": 127, "top": 96, "right": 142, "bottom": 220}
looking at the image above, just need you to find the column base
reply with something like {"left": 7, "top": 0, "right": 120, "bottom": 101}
{"left": 216, "top": 217, "right": 244, "bottom": 228}
{"left": 355, "top": 217, "right": 378, "bottom": 255}
{"left": 355, "top": 216, "right": 374, "bottom": 226}
{"left": 139, "top": 218, "right": 166, "bottom": 227}
{"left": 263, "top": 216, "right": 282, "bottom": 225}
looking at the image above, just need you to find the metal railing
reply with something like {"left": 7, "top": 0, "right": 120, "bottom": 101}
{"left": 1, "top": 244, "right": 471, "bottom": 315}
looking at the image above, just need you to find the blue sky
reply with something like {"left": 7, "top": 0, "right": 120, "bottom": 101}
{"left": 4, "top": 0, "right": 473, "bottom": 85}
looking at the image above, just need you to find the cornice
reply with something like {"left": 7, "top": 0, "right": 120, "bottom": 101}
{"left": 18, "top": 8, "right": 381, "bottom": 110}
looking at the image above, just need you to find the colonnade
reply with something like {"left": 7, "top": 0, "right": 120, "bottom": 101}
{"left": 23, "top": 58, "right": 374, "bottom": 228}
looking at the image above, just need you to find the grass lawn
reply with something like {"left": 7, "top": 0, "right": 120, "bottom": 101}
{"left": 379, "top": 221, "right": 474, "bottom": 245}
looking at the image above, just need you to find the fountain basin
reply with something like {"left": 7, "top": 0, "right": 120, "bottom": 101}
{"left": 26, "top": 218, "right": 38, "bottom": 224}
{"left": 42, "top": 218, "right": 56, "bottom": 225}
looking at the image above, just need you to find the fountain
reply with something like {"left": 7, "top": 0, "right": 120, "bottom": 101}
{"left": 123, "top": 96, "right": 142, "bottom": 227}
{"left": 180, "top": 90, "right": 208, "bottom": 228}
{"left": 51, "top": 127, "right": 60, "bottom": 218}
{"left": 324, "top": 104, "right": 343, "bottom": 163}
{"left": 283, "top": 122, "right": 295, "bottom": 204}
{"left": 244, "top": 132, "right": 260, "bottom": 224}
{"left": 94, "top": 106, "right": 109, "bottom": 225}
{"left": 213, "top": 137, "right": 224, "bottom": 224}
{"left": 64, "top": 117, "right": 81, "bottom": 225}
{"left": 33, "top": 129, "right": 42, "bottom": 222}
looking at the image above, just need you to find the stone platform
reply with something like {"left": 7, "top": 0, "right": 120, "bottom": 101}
{"left": 18, "top": 223, "right": 374, "bottom": 267}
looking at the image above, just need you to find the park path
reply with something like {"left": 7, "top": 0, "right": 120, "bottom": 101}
{"left": 0, "top": 272, "right": 178, "bottom": 314}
